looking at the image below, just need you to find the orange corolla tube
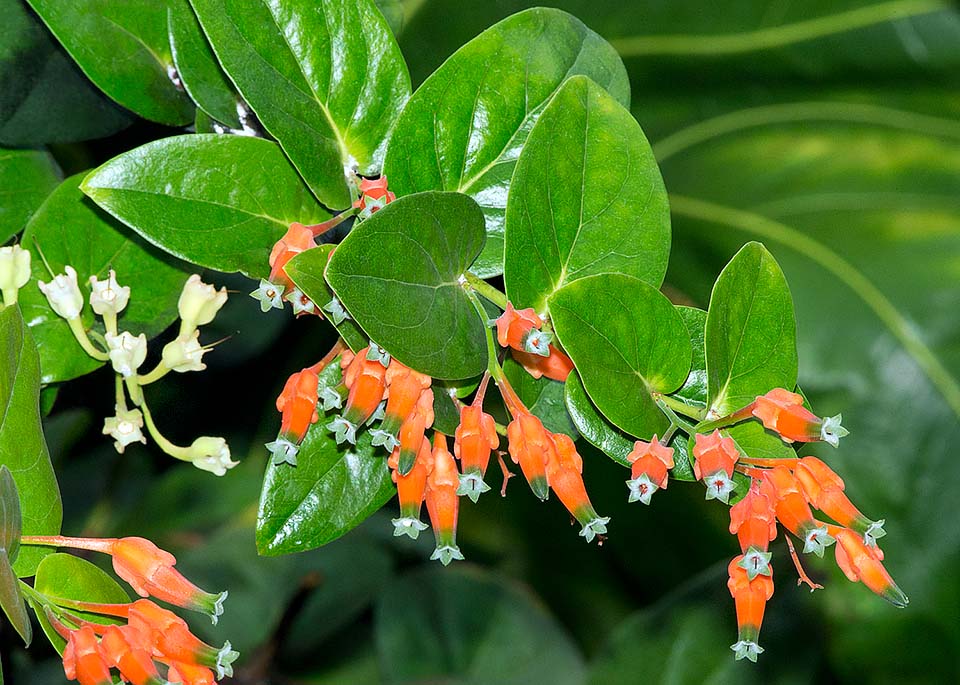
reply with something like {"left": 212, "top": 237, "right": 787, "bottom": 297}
{"left": 728, "top": 479, "right": 779, "bottom": 579}
{"left": 371, "top": 362, "right": 432, "bottom": 452}
{"left": 727, "top": 556, "right": 775, "bottom": 662}
{"left": 751, "top": 388, "right": 848, "bottom": 447}
{"left": 794, "top": 456, "right": 885, "bottom": 546}
{"left": 165, "top": 661, "right": 217, "bottom": 685}
{"left": 763, "top": 467, "right": 835, "bottom": 557}
{"left": 267, "top": 223, "right": 315, "bottom": 289}
{"left": 425, "top": 434, "right": 464, "bottom": 565}
{"left": 396, "top": 389, "right": 435, "bottom": 475}
{"left": 547, "top": 433, "right": 610, "bottom": 543}
{"left": 692, "top": 430, "right": 740, "bottom": 503}
{"left": 453, "top": 398, "right": 499, "bottom": 502}
{"left": 510, "top": 345, "right": 574, "bottom": 382}
{"left": 62, "top": 625, "right": 112, "bottom": 685}
{"left": 98, "top": 625, "right": 166, "bottom": 685}
{"left": 506, "top": 411, "right": 556, "bottom": 501}
{"left": 389, "top": 437, "right": 435, "bottom": 539}
{"left": 496, "top": 302, "right": 551, "bottom": 356}
{"left": 327, "top": 355, "right": 388, "bottom": 444}
{"left": 267, "top": 367, "right": 321, "bottom": 465}
{"left": 353, "top": 176, "right": 396, "bottom": 218}
{"left": 831, "top": 526, "right": 908, "bottom": 607}
{"left": 625, "top": 435, "right": 675, "bottom": 505}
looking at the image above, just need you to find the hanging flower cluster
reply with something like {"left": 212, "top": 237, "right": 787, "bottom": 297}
{"left": 21, "top": 535, "right": 235, "bottom": 685}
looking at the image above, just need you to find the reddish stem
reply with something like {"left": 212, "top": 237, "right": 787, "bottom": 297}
{"left": 786, "top": 535, "right": 824, "bottom": 591}
{"left": 496, "top": 452, "right": 515, "bottom": 498}
{"left": 20, "top": 535, "right": 116, "bottom": 554}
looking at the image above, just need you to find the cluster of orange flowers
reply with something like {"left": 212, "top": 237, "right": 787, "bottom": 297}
{"left": 22, "top": 536, "right": 235, "bottom": 684}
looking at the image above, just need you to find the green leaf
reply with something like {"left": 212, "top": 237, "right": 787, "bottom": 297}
{"left": 33, "top": 554, "right": 129, "bottom": 654}
{"left": 503, "top": 75, "right": 669, "bottom": 312}
{"left": 672, "top": 306, "right": 707, "bottom": 408}
{"left": 0, "top": 550, "right": 30, "bottom": 646}
{"left": 704, "top": 242, "right": 798, "bottom": 416}
{"left": 375, "top": 566, "right": 585, "bottom": 685}
{"left": 550, "top": 274, "right": 691, "bottom": 439}
{"left": 0, "top": 148, "right": 61, "bottom": 243}
{"left": 20, "top": 173, "right": 189, "bottom": 383}
{"left": 384, "top": 7, "right": 629, "bottom": 277}
{"left": 431, "top": 387, "right": 462, "bottom": 437}
{"left": 257, "top": 357, "right": 395, "bottom": 555}
{"left": 188, "top": 0, "right": 411, "bottom": 209}
{"left": 285, "top": 245, "right": 371, "bottom": 354}
{"left": 0, "top": 467, "right": 21, "bottom": 564}
{"left": 24, "top": 0, "right": 194, "bottom": 126}
{"left": 324, "top": 191, "right": 488, "bottom": 380}
{"left": 81, "top": 135, "right": 329, "bottom": 277}
{"left": 0, "top": 0, "right": 132, "bottom": 147}
{"left": 0, "top": 306, "right": 61, "bottom": 577}
{"left": 564, "top": 371, "right": 633, "bottom": 467}
{"left": 168, "top": 0, "right": 241, "bottom": 128}
{"left": 503, "top": 357, "right": 577, "bottom": 437}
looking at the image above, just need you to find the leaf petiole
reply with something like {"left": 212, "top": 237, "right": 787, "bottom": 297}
{"left": 463, "top": 271, "right": 507, "bottom": 311}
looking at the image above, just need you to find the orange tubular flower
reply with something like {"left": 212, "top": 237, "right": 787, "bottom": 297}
{"left": 506, "top": 411, "right": 556, "bottom": 501}
{"left": 425, "top": 434, "right": 464, "bottom": 565}
{"left": 548, "top": 433, "right": 610, "bottom": 543}
{"left": 127, "top": 600, "right": 238, "bottom": 678}
{"left": 727, "top": 556, "right": 775, "bottom": 662}
{"left": 396, "top": 389, "right": 436, "bottom": 475}
{"left": 353, "top": 176, "right": 396, "bottom": 218}
{"left": 729, "top": 479, "right": 779, "bottom": 579}
{"left": 98, "top": 625, "right": 165, "bottom": 685}
{"left": 371, "top": 361, "right": 432, "bottom": 452}
{"left": 496, "top": 302, "right": 551, "bottom": 357}
{"left": 268, "top": 222, "right": 315, "bottom": 289}
{"left": 63, "top": 625, "right": 112, "bottom": 685}
{"left": 832, "top": 527, "right": 908, "bottom": 607}
{"left": 454, "top": 403, "right": 499, "bottom": 502}
{"left": 389, "top": 437, "right": 435, "bottom": 538}
{"left": 794, "top": 456, "right": 885, "bottom": 546}
{"left": 692, "top": 431, "right": 740, "bottom": 503}
{"left": 625, "top": 435, "right": 675, "bottom": 505}
{"left": 329, "top": 356, "right": 388, "bottom": 444}
{"left": 752, "top": 388, "right": 848, "bottom": 447}
{"left": 267, "top": 367, "right": 321, "bottom": 465}
{"left": 763, "top": 467, "right": 835, "bottom": 557}
{"left": 166, "top": 662, "right": 217, "bottom": 685}
{"left": 510, "top": 345, "right": 574, "bottom": 382}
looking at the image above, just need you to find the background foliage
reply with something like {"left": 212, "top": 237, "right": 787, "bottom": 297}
{"left": 3, "top": 0, "right": 959, "bottom": 683}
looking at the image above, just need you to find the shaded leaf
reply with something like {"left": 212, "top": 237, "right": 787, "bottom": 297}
{"left": 672, "top": 306, "right": 707, "bottom": 408}
{"left": 81, "top": 135, "right": 329, "bottom": 277}
{"left": 323, "top": 191, "right": 488, "bottom": 380}
{"left": 0, "top": 148, "right": 61, "bottom": 243}
{"left": 504, "top": 75, "right": 669, "bottom": 312}
{"left": 384, "top": 7, "right": 629, "bottom": 276}
{"left": 564, "top": 371, "right": 632, "bottom": 467}
{"left": 0, "top": 550, "right": 30, "bottom": 645}
{"left": 0, "top": 467, "right": 21, "bottom": 564}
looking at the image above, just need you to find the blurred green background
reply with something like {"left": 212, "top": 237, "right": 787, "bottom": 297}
{"left": 4, "top": 1, "right": 960, "bottom": 683}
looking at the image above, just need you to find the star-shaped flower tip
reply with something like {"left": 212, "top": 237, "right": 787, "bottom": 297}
{"left": 803, "top": 525, "right": 836, "bottom": 557}
{"left": 626, "top": 473, "right": 659, "bottom": 505}
{"left": 365, "top": 343, "right": 391, "bottom": 368}
{"left": 456, "top": 472, "right": 491, "bottom": 503}
{"left": 731, "top": 640, "right": 764, "bottom": 662}
{"left": 522, "top": 329, "right": 553, "bottom": 357}
{"left": 284, "top": 287, "right": 316, "bottom": 316}
{"left": 265, "top": 438, "right": 299, "bottom": 466}
{"left": 370, "top": 428, "right": 400, "bottom": 452}
{"left": 327, "top": 416, "right": 357, "bottom": 445}
{"left": 579, "top": 516, "right": 611, "bottom": 543}
{"left": 250, "top": 279, "right": 285, "bottom": 312}
{"left": 319, "top": 386, "right": 344, "bottom": 411}
{"left": 864, "top": 519, "right": 886, "bottom": 547}
{"left": 738, "top": 547, "right": 773, "bottom": 580}
{"left": 704, "top": 470, "right": 737, "bottom": 503}
{"left": 430, "top": 544, "right": 465, "bottom": 566}
{"left": 821, "top": 414, "right": 849, "bottom": 447}
{"left": 322, "top": 297, "right": 350, "bottom": 325}
{"left": 391, "top": 516, "right": 428, "bottom": 539}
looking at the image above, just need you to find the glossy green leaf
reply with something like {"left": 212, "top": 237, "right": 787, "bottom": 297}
{"left": 189, "top": 0, "right": 411, "bottom": 209}
{"left": 384, "top": 7, "right": 629, "bottom": 277}
{"left": 0, "top": 0, "right": 132, "bottom": 146}
{"left": 375, "top": 566, "right": 586, "bottom": 685}
{"left": 0, "top": 306, "right": 61, "bottom": 577}
{"left": 503, "top": 357, "right": 577, "bottom": 437}
{"left": 0, "top": 467, "right": 21, "bottom": 564}
{"left": 24, "top": 0, "right": 194, "bottom": 125}
{"left": 725, "top": 422, "right": 796, "bottom": 461}
{"left": 257, "top": 357, "right": 395, "bottom": 555}
{"left": 704, "top": 242, "right": 798, "bottom": 416}
{"left": 564, "top": 371, "right": 633, "bottom": 466}
{"left": 504, "top": 75, "right": 669, "bottom": 312}
{"left": 285, "top": 244, "right": 370, "bottom": 353}
{"left": 551, "top": 274, "right": 691, "bottom": 439}
{"left": 81, "top": 135, "right": 329, "bottom": 276}
{"left": 33, "top": 554, "right": 129, "bottom": 654}
{"left": 431, "top": 387, "right": 462, "bottom": 437}
{"left": 20, "top": 173, "right": 189, "bottom": 383}
{"left": 324, "top": 191, "right": 488, "bottom": 380}
{"left": 168, "top": 0, "right": 241, "bottom": 127}
{"left": 672, "top": 306, "right": 707, "bottom": 408}
{"left": 0, "top": 148, "right": 61, "bottom": 243}
{"left": 0, "top": 550, "right": 30, "bottom": 645}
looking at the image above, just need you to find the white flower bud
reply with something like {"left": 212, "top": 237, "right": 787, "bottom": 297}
{"left": 89, "top": 269, "right": 130, "bottom": 317}
{"left": 105, "top": 331, "right": 147, "bottom": 377}
{"left": 102, "top": 407, "right": 147, "bottom": 453}
{"left": 0, "top": 245, "right": 31, "bottom": 302}
{"left": 38, "top": 265, "right": 83, "bottom": 319}
{"left": 187, "top": 436, "right": 238, "bottom": 476}
{"left": 161, "top": 331, "right": 207, "bottom": 373}
{"left": 178, "top": 274, "right": 227, "bottom": 334}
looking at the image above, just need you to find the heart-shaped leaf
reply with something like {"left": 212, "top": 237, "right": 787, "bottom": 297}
{"left": 504, "top": 75, "right": 669, "bottom": 312}
{"left": 705, "top": 242, "right": 798, "bottom": 416}
{"left": 0, "top": 306, "right": 61, "bottom": 577}
{"left": 324, "top": 191, "right": 488, "bottom": 380}
{"left": 257, "top": 357, "right": 395, "bottom": 555}
{"left": 384, "top": 7, "right": 629, "bottom": 277}
{"left": 188, "top": 0, "right": 411, "bottom": 208}
{"left": 20, "top": 173, "right": 189, "bottom": 383}
{"left": 0, "top": 148, "right": 61, "bottom": 243}
{"left": 551, "top": 273, "right": 691, "bottom": 439}
{"left": 24, "top": 0, "right": 194, "bottom": 125}
{"left": 564, "top": 372, "right": 633, "bottom": 467}
{"left": 81, "top": 135, "right": 329, "bottom": 277}
{"left": 503, "top": 357, "right": 577, "bottom": 437}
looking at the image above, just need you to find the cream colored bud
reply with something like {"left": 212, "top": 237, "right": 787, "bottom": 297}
{"left": 105, "top": 331, "right": 147, "bottom": 377}
{"left": 178, "top": 274, "right": 227, "bottom": 334}
{"left": 161, "top": 331, "right": 207, "bottom": 373}
{"left": 102, "top": 407, "right": 147, "bottom": 453}
{"left": 0, "top": 245, "right": 31, "bottom": 303}
{"left": 38, "top": 265, "right": 83, "bottom": 319}
{"left": 89, "top": 269, "right": 130, "bottom": 317}
{"left": 187, "top": 436, "right": 238, "bottom": 476}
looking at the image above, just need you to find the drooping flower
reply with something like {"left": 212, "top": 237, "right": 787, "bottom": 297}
{"left": 832, "top": 527, "right": 908, "bottom": 607}
{"left": 510, "top": 345, "right": 574, "bottom": 382}
{"left": 727, "top": 556, "right": 775, "bottom": 662}
{"left": 268, "top": 367, "right": 320, "bottom": 464}
{"left": 161, "top": 332, "right": 208, "bottom": 373}
{"left": 353, "top": 176, "right": 396, "bottom": 219}
{"left": 38, "top": 265, "right": 84, "bottom": 319}
{"left": 625, "top": 435, "right": 675, "bottom": 505}
{"left": 178, "top": 275, "right": 227, "bottom": 337}
{"left": 97, "top": 624, "right": 166, "bottom": 685}
{"left": 89, "top": 269, "right": 130, "bottom": 319}
{"left": 62, "top": 625, "right": 112, "bottom": 685}
{"left": 165, "top": 661, "right": 217, "bottom": 685}
{"left": 728, "top": 479, "right": 779, "bottom": 579}
{"left": 547, "top": 433, "right": 610, "bottom": 543}
{"left": 186, "top": 436, "right": 238, "bottom": 476}
{"left": 102, "top": 406, "right": 147, "bottom": 454}
{"left": 425, "top": 434, "right": 464, "bottom": 565}
{"left": 794, "top": 456, "right": 885, "bottom": 546}
{"left": 105, "top": 331, "right": 148, "bottom": 378}
{"left": 0, "top": 244, "right": 31, "bottom": 305}
{"left": 396, "top": 389, "right": 435, "bottom": 475}
{"left": 751, "top": 388, "right": 848, "bottom": 447}
{"left": 506, "top": 411, "right": 556, "bottom": 501}
{"left": 692, "top": 430, "right": 740, "bottom": 503}
{"left": 763, "top": 466, "right": 835, "bottom": 557}
{"left": 371, "top": 361, "right": 432, "bottom": 452}
{"left": 268, "top": 222, "right": 315, "bottom": 289}
{"left": 496, "top": 302, "right": 552, "bottom": 357}
{"left": 453, "top": 402, "right": 499, "bottom": 502}
{"left": 339, "top": 355, "right": 388, "bottom": 432}
{"left": 388, "top": 436, "right": 434, "bottom": 538}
